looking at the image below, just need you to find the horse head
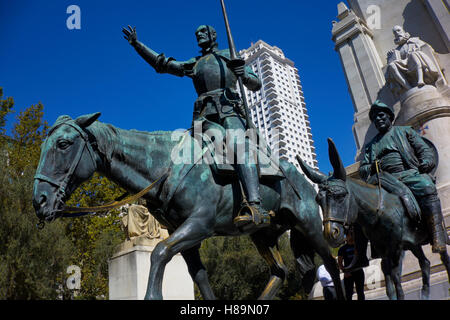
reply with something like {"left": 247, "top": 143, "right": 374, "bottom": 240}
{"left": 32, "top": 112, "right": 101, "bottom": 222}
{"left": 297, "top": 138, "right": 356, "bottom": 248}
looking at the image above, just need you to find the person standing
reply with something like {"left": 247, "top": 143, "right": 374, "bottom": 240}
{"left": 316, "top": 264, "right": 337, "bottom": 300}
{"left": 338, "top": 230, "right": 365, "bottom": 300}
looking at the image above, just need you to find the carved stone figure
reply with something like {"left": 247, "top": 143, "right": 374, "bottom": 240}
{"left": 121, "top": 203, "right": 168, "bottom": 243}
{"left": 386, "top": 25, "right": 440, "bottom": 95}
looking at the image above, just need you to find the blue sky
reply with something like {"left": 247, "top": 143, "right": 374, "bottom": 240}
{"left": 0, "top": 0, "right": 354, "bottom": 174}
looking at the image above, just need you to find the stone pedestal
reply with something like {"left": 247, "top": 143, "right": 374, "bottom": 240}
{"left": 108, "top": 238, "right": 194, "bottom": 300}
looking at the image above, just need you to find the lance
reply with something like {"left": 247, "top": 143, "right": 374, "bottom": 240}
{"left": 218, "top": 0, "right": 302, "bottom": 201}
{"left": 219, "top": 0, "right": 252, "bottom": 130}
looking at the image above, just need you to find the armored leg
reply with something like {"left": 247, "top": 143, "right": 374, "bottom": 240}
{"left": 222, "top": 116, "right": 270, "bottom": 229}
{"left": 419, "top": 194, "right": 449, "bottom": 253}
{"left": 233, "top": 163, "right": 270, "bottom": 228}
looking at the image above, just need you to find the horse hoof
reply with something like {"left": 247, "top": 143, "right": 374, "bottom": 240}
{"left": 144, "top": 293, "right": 163, "bottom": 300}
{"left": 421, "top": 288, "right": 430, "bottom": 300}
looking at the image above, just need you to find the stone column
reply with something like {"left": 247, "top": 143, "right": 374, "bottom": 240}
{"left": 332, "top": 3, "right": 389, "bottom": 159}
{"left": 395, "top": 85, "right": 450, "bottom": 226}
{"left": 423, "top": 0, "right": 450, "bottom": 51}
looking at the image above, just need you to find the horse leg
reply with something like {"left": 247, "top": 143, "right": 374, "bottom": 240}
{"left": 250, "top": 231, "right": 288, "bottom": 300}
{"left": 381, "top": 258, "right": 396, "bottom": 300}
{"left": 439, "top": 250, "right": 450, "bottom": 282}
{"left": 390, "top": 251, "right": 405, "bottom": 300}
{"left": 289, "top": 228, "right": 317, "bottom": 294}
{"left": 180, "top": 245, "right": 216, "bottom": 300}
{"left": 296, "top": 225, "right": 345, "bottom": 300}
{"left": 144, "top": 214, "right": 213, "bottom": 300}
{"left": 410, "top": 245, "right": 430, "bottom": 299}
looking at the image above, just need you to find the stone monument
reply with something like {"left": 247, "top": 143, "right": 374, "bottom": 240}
{"left": 331, "top": 0, "right": 449, "bottom": 299}
{"left": 108, "top": 203, "right": 194, "bottom": 300}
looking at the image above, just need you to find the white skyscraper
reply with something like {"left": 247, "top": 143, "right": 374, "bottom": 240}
{"left": 239, "top": 40, "right": 318, "bottom": 171}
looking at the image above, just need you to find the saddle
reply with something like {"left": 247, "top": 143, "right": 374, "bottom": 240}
{"left": 368, "top": 171, "right": 422, "bottom": 224}
{"left": 187, "top": 125, "right": 284, "bottom": 181}
{"left": 159, "top": 131, "right": 284, "bottom": 213}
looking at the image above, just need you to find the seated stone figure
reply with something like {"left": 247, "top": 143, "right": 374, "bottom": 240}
{"left": 386, "top": 25, "right": 440, "bottom": 95}
{"left": 121, "top": 202, "right": 168, "bottom": 244}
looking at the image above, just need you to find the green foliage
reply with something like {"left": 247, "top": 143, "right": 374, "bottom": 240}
{"left": 0, "top": 88, "right": 74, "bottom": 299}
{"left": 0, "top": 87, "right": 125, "bottom": 299}
{"left": 65, "top": 175, "right": 125, "bottom": 299}
{"left": 198, "top": 233, "right": 309, "bottom": 300}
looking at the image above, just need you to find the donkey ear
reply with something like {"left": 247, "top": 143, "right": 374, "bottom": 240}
{"left": 327, "top": 138, "right": 347, "bottom": 181}
{"left": 296, "top": 155, "right": 327, "bottom": 184}
{"left": 75, "top": 112, "right": 101, "bottom": 128}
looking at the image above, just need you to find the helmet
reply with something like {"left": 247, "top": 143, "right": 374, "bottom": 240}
{"left": 369, "top": 100, "right": 395, "bottom": 122}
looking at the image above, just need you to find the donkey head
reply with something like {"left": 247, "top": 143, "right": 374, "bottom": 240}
{"left": 297, "top": 138, "right": 354, "bottom": 248}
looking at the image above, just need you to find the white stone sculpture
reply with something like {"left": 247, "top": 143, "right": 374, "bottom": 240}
{"left": 386, "top": 25, "right": 440, "bottom": 95}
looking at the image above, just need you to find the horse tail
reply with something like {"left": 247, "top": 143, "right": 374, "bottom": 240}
{"left": 290, "top": 228, "right": 316, "bottom": 294}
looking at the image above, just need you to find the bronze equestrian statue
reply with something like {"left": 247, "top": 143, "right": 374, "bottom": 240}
{"left": 32, "top": 24, "right": 345, "bottom": 300}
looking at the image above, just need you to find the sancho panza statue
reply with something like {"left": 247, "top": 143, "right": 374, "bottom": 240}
{"left": 122, "top": 25, "right": 270, "bottom": 230}
{"left": 346, "top": 100, "right": 449, "bottom": 270}
{"left": 361, "top": 101, "right": 448, "bottom": 252}
{"left": 386, "top": 25, "right": 440, "bottom": 94}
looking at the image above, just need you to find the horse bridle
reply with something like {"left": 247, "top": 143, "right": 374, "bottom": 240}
{"left": 34, "top": 120, "right": 169, "bottom": 229}
{"left": 34, "top": 120, "right": 98, "bottom": 225}
{"left": 319, "top": 182, "right": 351, "bottom": 230}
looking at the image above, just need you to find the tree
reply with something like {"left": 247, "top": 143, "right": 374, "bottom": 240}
{"left": 64, "top": 174, "right": 125, "bottom": 299}
{"left": 0, "top": 88, "right": 126, "bottom": 299}
{"left": 0, "top": 88, "right": 74, "bottom": 299}
{"left": 198, "top": 233, "right": 311, "bottom": 300}
{"left": 0, "top": 87, "right": 14, "bottom": 138}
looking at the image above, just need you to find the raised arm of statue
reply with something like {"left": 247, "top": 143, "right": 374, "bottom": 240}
{"left": 122, "top": 25, "right": 190, "bottom": 77}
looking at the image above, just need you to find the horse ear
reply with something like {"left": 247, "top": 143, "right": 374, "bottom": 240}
{"left": 327, "top": 138, "right": 346, "bottom": 181}
{"left": 75, "top": 112, "right": 101, "bottom": 128}
{"left": 296, "top": 155, "right": 327, "bottom": 184}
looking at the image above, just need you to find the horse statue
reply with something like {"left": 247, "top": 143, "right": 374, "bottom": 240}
{"left": 32, "top": 112, "right": 345, "bottom": 300}
{"left": 298, "top": 138, "right": 450, "bottom": 300}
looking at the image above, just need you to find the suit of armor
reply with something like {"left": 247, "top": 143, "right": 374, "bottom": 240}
{"left": 124, "top": 25, "right": 269, "bottom": 229}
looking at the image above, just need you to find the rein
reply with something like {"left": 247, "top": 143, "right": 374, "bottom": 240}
{"left": 59, "top": 172, "right": 169, "bottom": 217}
{"left": 34, "top": 119, "right": 169, "bottom": 229}
{"left": 375, "top": 159, "right": 384, "bottom": 214}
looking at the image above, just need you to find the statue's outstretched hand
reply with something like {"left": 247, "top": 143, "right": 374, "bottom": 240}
{"left": 122, "top": 25, "right": 137, "bottom": 46}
